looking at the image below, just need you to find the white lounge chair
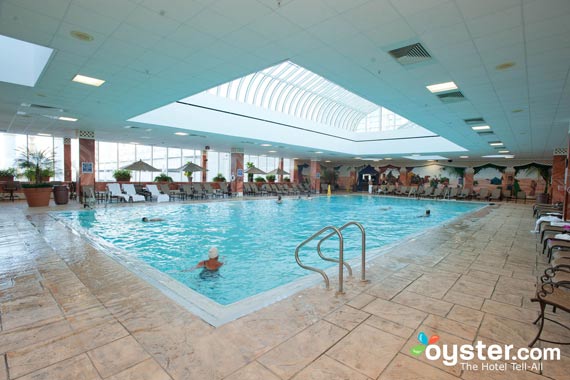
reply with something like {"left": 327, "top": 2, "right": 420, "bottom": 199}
{"left": 107, "top": 183, "right": 129, "bottom": 203}
{"left": 121, "top": 183, "right": 146, "bottom": 202}
{"left": 146, "top": 184, "right": 170, "bottom": 203}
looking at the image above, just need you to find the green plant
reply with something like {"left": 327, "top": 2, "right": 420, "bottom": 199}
{"left": 213, "top": 173, "right": 226, "bottom": 182}
{"left": 154, "top": 173, "right": 173, "bottom": 182}
{"left": 113, "top": 169, "right": 132, "bottom": 181}
{"left": 266, "top": 174, "right": 276, "bottom": 182}
{"left": 322, "top": 169, "right": 338, "bottom": 186}
{"left": 254, "top": 176, "right": 266, "bottom": 183}
{"left": 283, "top": 176, "right": 290, "bottom": 182}
{"left": 0, "top": 168, "right": 17, "bottom": 177}
{"left": 246, "top": 162, "right": 255, "bottom": 182}
{"left": 440, "top": 177, "right": 449, "bottom": 183}
{"left": 15, "top": 147, "right": 56, "bottom": 186}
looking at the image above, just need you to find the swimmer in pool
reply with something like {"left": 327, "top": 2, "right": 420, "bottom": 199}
{"left": 276, "top": 195, "right": 282, "bottom": 204}
{"left": 418, "top": 209, "right": 431, "bottom": 217}
{"left": 194, "top": 247, "right": 224, "bottom": 271}
{"left": 142, "top": 217, "right": 164, "bottom": 222}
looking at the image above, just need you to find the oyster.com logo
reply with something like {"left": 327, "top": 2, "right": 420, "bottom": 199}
{"left": 410, "top": 331, "right": 439, "bottom": 356}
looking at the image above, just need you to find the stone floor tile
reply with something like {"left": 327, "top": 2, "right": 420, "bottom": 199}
{"left": 257, "top": 320, "right": 347, "bottom": 379}
{"left": 478, "top": 314, "right": 537, "bottom": 347}
{"left": 363, "top": 298, "right": 427, "bottom": 329}
{"left": 364, "top": 315, "right": 415, "bottom": 339}
{"left": 443, "top": 290, "right": 485, "bottom": 310}
{"left": 327, "top": 323, "right": 405, "bottom": 379}
{"left": 446, "top": 305, "right": 484, "bottom": 328}
{"left": 0, "top": 317, "right": 72, "bottom": 355}
{"left": 449, "top": 278, "right": 495, "bottom": 299}
{"left": 481, "top": 299, "right": 538, "bottom": 324}
{"left": 323, "top": 305, "right": 370, "bottom": 331}
{"left": 392, "top": 291, "right": 454, "bottom": 317}
{"left": 378, "top": 354, "right": 460, "bottom": 380}
{"left": 405, "top": 273, "right": 459, "bottom": 299}
{"left": 541, "top": 353, "right": 570, "bottom": 380}
{"left": 422, "top": 314, "right": 478, "bottom": 341}
{"left": 365, "top": 276, "right": 414, "bottom": 300}
{"left": 491, "top": 292, "right": 523, "bottom": 307}
{"left": 291, "top": 355, "right": 369, "bottom": 380}
{"left": 346, "top": 293, "right": 376, "bottom": 309}
{"left": 88, "top": 335, "right": 150, "bottom": 378}
{"left": 0, "top": 294, "right": 63, "bottom": 330}
{"left": 0, "top": 355, "right": 6, "bottom": 380}
{"left": 14, "top": 354, "right": 101, "bottom": 380}
{"left": 106, "top": 358, "right": 172, "bottom": 380}
{"left": 224, "top": 361, "right": 280, "bottom": 380}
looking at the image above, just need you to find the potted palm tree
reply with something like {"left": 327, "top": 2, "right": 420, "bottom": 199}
{"left": 0, "top": 168, "right": 17, "bottom": 182}
{"left": 16, "top": 148, "right": 55, "bottom": 207}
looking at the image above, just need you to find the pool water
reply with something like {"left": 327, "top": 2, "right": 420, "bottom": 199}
{"left": 55, "top": 195, "right": 482, "bottom": 305}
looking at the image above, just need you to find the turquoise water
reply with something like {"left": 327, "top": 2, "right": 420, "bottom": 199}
{"left": 54, "top": 196, "right": 482, "bottom": 305}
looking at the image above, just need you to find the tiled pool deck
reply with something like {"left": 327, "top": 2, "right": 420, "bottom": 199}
{"left": 0, "top": 199, "right": 569, "bottom": 379}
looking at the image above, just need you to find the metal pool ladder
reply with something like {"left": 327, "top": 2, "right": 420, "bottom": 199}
{"left": 294, "top": 221, "right": 367, "bottom": 295}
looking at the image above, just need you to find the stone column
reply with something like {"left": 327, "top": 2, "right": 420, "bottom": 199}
{"left": 63, "top": 137, "right": 72, "bottom": 182}
{"left": 230, "top": 148, "right": 244, "bottom": 196}
{"left": 552, "top": 150, "right": 566, "bottom": 204}
{"left": 78, "top": 131, "right": 96, "bottom": 198}
{"left": 310, "top": 159, "right": 320, "bottom": 193}
{"left": 464, "top": 167, "right": 474, "bottom": 189}
{"left": 399, "top": 167, "right": 408, "bottom": 186}
{"left": 278, "top": 157, "right": 284, "bottom": 182}
{"left": 201, "top": 150, "right": 208, "bottom": 182}
{"left": 503, "top": 167, "right": 515, "bottom": 196}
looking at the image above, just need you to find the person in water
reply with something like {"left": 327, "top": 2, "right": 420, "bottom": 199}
{"left": 276, "top": 195, "right": 282, "bottom": 204}
{"left": 142, "top": 217, "right": 164, "bottom": 222}
{"left": 418, "top": 209, "right": 431, "bottom": 217}
{"left": 195, "top": 247, "right": 224, "bottom": 271}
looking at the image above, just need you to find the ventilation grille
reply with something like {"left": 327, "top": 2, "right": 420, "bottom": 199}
{"left": 436, "top": 91, "right": 465, "bottom": 103}
{"left": 476, "top": 131, "right": 494, "bottom": 136}
{"left": 464, "top": 117, "right": 485, "bottom": 125}
{"left": 388, "top": 43, "right": 432, "bottom": 66}
{"left": 78, "top": 130, "right": 95, "bottom": 140}
{"left": 553, "top": 147, "right": 567, "bottom": 156}
{"left": 63, "top": 138, "right": 71, "bottom": 144}
{"left": 21, "top": 103, "right": 64, "bottom": 112}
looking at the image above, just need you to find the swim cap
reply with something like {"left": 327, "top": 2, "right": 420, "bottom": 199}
{"left": 208, "top": 247, "right": 219, "bottom": 259}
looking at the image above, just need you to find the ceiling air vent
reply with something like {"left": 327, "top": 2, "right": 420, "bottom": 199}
{"left": 464, "top": 117, "right": 485, "bottom": 125}
{"left": 436, "top": 91, "right": 465, "bottom": 103}
{"left": 388, "top": 43, "right": 432, "bottom": 66}
{"left": 476, "top": 131, "right": 494, "bottom": 136}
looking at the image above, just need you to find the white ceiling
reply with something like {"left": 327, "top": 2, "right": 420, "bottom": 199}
{"left": 0, "top": 0, "right": 569, "bottom": 163}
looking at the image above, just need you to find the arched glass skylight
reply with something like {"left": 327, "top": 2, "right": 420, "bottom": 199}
{"left": 204, "top": 60, "right": 420, "bottom": 133}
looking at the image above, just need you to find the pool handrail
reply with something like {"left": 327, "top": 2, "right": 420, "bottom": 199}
{"left": 317, "top": 221, "right": 367, "bottom": 283}
{"left": 295, "top": 225, "right": 344, "bottom": 293}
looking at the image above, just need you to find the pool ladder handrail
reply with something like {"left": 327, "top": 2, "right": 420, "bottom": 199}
{"left": 295, "top": 221, "right": 367, "bottom": 294}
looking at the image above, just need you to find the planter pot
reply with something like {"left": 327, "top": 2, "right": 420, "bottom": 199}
{"left": 536, "top": 193, "right": 550, "bottom": 204}
{"left": 23, "top": 187, "right": 52, "bottom": 207}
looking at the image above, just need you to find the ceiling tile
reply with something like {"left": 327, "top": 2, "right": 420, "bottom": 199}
{"left": 141, "top": 0, "right": 206, "bottom": 23}
{"left": 455, "top": 0, "right": 520, "bottom": 20}
{"left": 6, "top": 0, "right": 71, "bottom": 20}
{"left": 276, "top": 0, "right": 337, "bottom": 29}
{"left": 341, "top": 0, "right": 401, "bottom": 32}
{"left": 465, "top": 6, "right": 522, "bottom": 39}
{"left": 126, "top": 5, "right": 182, "bottom": 36}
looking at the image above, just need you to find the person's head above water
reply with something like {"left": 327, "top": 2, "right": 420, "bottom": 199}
{"left": 142, "top": 217, "right": 148, "bottom": 222}
{"left": 426, "top": 209, "right": 431, "bottom": 216}
{"left": 208, "top": 247, "right": 219, "bottom": 260}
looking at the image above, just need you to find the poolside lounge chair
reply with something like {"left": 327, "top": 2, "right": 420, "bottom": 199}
{"left": 474, "top": 188, "right": 489, "bottom": 201}
{"left": 446, "top": 187, "right": 458, "bottom": 199}
{"left": 122, "top": 183, "right": 146, "bottom": 202}
{"left": 456, "top": 187, "right": 471, "bottom": 200}
{"left": 82, "top": 185, "right": 96, "bottom": 208}
{"left": 407, "top": 187, "right": 417, "bottom": 197}
{"left": 146, "top": 184, "right": 170, "bottom": 203}
{"left": 395, "top": 186, "right": 407, "bottom": 196}
{"left": 107, "top": 183, "right": 129, "bottom": 203}
{"left": 488, "top": 188, "right": 501, "bottom": 201}
{"left": 422, "top": 187, "right": 434, "bottom": 198}
{"left": 160, "top": 184, "right": 183, "bottom": 201}
{"left": 429, "top": 187, "right": 443, "bottom": 199}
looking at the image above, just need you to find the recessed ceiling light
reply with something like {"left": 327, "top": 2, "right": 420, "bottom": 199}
{"left": 325, "top": 160, "right": 331, "bottom": 163}
{"left": 59, "top": 116, "right": 77, "bottom": 122}
{"left": 70, "top": 30, "right": 94, "bottom": 42}
{"left": 37, "top": 133, "right": 51, "bottom": 137}
{"left": 314, "top": 151, "right": 323, "bottom": 154}
{"left": 498, "top": 150, "right": 510, "bottom": 153}
{"left": 260, "top": 143, "right": 272, "bottom": 147}
{"left": 145, "top": 128, "right": 152, "bottom": 132}
{"left": 489, "top": 141, "right": 504, "bottom": 146}
{"left": 483, "top": 154, "right": 514, "bottom": 158}
{"left": 384, "top": 157, "right": 392, "bottom": 160}
{"left": 72, "top": 74, "right": 105, "bottom": 87}
{"left": 471, "top": 125, "right": 491, "bottom": 131}
{"left": 426, "top": 81, "right": 457, "bottom": 93}
{"left": 292, "top": 157, "right": 299, "bottom": 160}
{"left": 459, "top": 156, "right": 469, "bottom": 158}
{"left": 268, "top": 150, "right": 277, "bottom": 153}
{"left": 175, "top": 132, "right": 189, "bottom": 136}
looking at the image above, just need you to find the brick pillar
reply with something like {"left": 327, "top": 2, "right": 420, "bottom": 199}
{"left": 78, "top": 131, "right": 95, "bottom": 198}
{"left": 63, "top": 137, "right": 72, "bottom": 182}
{"left": 310, "top": 159, "right": 320, "bottom": 193}
{"left": 278, "top": 157, "right": 284, "bottom": 182}
{"left": 464, "top": 167, "right": 474, "bottom": 189}
{"left": 552, "top": 153, "right": 565, "bottom": 204}
{"left": 399, "top": 167, "right": 408, "bottom": 186}
{"left": 231, "top": 148, "right": 244, "bottom": 196}
{"left": 292, "top": 159, "right": 300, "bottom": 183}
{"left": 201, "top": 150, "right": 208, "bottom": 182}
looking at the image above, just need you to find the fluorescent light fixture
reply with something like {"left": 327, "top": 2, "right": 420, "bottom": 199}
{"left": 362, "top": 158, "right": 383, "bottom": 161}
{"left": 498, "top": 150, "right": 510, "bottom": 153}
{"left": 58, "top": 116, "right": 77, "bottom": 122}
{"left": 404, "top": 155, "right": 449, "bottom": 160}
{"left": 175, "top": 132, "right": 189, "bottom": 136}
{"left": 72, "top": 74, "right": 105, "bottom": 87}
{"left": 314, "top": 151, "right": 323, "bottom": 154}
{"left": 384, "top": 158, "right": 392, "bottom": 160}
{"left": 260, "top": 143, "right": 272, "bottom": 147}
{"left": 0, "top": 35, "right": 53, "bottom": 87}
{"left": 482, "top": 154, "right": 514, "bottom": 158}
{"left": 489, "top": 141, "right": 503, "bottom": 146}
{"left": 37, "top": 133, "right": 51, "bottom": 137}
{"left": 426, "top": 81, "right": 457, "bottom": 93}
{"left": 471, "top": 125, "right": 491, "bottom": 131}
{"left": 354, "top": 157, "right": 362, "bottom": 160}
{"left": 325, "top": 160, "right": 331, "bottom": 163}
{"left": 459, "top": 156, "right": 469, "bottom": 158}
{"left": 268, "top": 150, "right": 277, "bottom": 153}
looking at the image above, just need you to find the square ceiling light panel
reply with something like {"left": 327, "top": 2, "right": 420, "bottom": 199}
{"left": 403, "top": 155, "right": 449, "bottom": 160}
{"left": 0, "top": 35, "right": 53, "bottom": 87}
